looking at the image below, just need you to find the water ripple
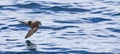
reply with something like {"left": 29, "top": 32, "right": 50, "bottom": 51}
{"left": 91, "top": 11, "right": 102, "bottom": 14}
{"left": 68, "top": 50, "right": 113, "bottom": 54}
{"left": 13, "top": 3, "right": 44, "bottom": 9}
{"left": 82, "top": 17, "right": 112, "bottom": 23}
{"left": 54, "top": 20, "right": 82, "bottom": 24}
{"left": 0, "top": 23, "right": 4, "bottom": 26}
{"left": 0, "top": 7, "right": 17, "bottom": 11}
{"left": 42, "top": 47, "right": 70, "bottom": 52}
{"left": 40, "top": 43, "right": 56, "bottom": 46}
{"left": 41, "top": 26, "right": 79, "bottom": 30}
{"left": 103, "top": 12, "right": 120, "bottom": 16}
{"left": 62, "top": 33, "right": 86, "bottom": 36}
{"left": 0, "top": 51, "right": 113, "bottom": 54}
{"left": 111, "top": 13, "right": 120, "bottom": 16}
{"left": 96, "top": 35, "right": 117, "bottom": 38}
{"left": 0, "top": 27, "right": 9, "bottom": 30}
{"left": 6, "top": 39, "right": 18, "bottom": 41}
{"left": 3, "top": 2, "right": 91, "bottom": 13}
{"left": 55, "top": 37, "right": 71, "bottom": 40}
{"left": 42, "top": 6, "right": 90, "bottom": 13}
{"left": 106, "top": 28, "right": 120, "bottom": 33}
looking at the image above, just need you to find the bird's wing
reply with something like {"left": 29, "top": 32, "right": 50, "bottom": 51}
{"left": 25, "top": 27, "right": 38, "bottom": 39}
{"left": 18, "top": 20, "right": 29, "bottom": 26}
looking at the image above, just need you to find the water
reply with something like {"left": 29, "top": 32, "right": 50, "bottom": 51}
{"left": 0, "top": 0, "right": 120, "bottom": 54}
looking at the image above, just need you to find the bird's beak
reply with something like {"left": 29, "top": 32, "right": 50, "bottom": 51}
{"left": 38, "top": 21, "right": 42, "bottom": 26}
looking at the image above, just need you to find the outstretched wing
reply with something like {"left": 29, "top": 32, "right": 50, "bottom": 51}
{"left": 25, "top": 27, "right": 38, "bottom": 39}
{"left": 18, "top": 20, "right": 29, "bottom": 26}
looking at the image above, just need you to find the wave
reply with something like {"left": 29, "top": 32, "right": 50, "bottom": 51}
{"left": 0, "top": 51, "right": 113, "bottom": 54}
{"left": 82, "top": 17, "right": 112, "bottom": 23}
{"left": 41, "top": 26, "right": 79, "bottom": 30}
{"left": 106, "top": 28, "right": 120, "bottom": 33}
{"left": 0, "top": 2, "right": 90, "bottom": 13}
{"left": 54, "top": 20, "right": 82, "bottom": 24}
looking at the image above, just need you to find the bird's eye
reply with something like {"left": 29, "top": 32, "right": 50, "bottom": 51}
{"left": 28, "top": 21, "right": 32, "bottom": 25}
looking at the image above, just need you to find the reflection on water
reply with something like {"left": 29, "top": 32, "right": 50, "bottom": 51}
{"left": 25, "top": 40, "right": 36, "bottom": 50}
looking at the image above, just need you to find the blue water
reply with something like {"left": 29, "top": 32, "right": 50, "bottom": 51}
{"left": 0, "top": 0, "right": 120, "bottom": 54}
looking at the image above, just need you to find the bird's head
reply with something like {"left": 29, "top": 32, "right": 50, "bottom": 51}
{"left": 28, "top": 21, "right": 32, "bottom": 26}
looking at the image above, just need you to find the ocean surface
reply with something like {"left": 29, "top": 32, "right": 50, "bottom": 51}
{"left": 0, "top": 0, "right": 120, "bottom": 54}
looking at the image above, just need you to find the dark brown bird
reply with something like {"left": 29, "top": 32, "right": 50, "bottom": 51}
{"left": 19, "top": 20, "right": 41, "bottom": 39}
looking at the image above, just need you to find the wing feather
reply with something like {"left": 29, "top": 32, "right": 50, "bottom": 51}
{"left": 25, "top": 27, "right": 38, "bottom": 39}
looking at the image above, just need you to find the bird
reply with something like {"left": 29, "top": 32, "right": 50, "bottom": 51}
{"left": 19, "top": 20, "right": 41, "bottom": 39}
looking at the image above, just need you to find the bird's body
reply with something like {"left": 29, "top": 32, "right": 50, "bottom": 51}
{"left": 19, "top": 20, "right": 41, "bottom": 39}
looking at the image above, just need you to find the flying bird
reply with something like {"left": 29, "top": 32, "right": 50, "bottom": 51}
{"left": 19, "top": 20, "right": 41, "bottom": 39}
